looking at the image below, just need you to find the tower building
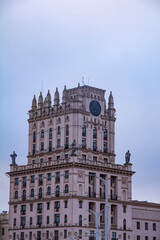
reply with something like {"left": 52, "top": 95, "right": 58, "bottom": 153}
{"left": 7, "top": 85, "right": 160, "bottom": 240}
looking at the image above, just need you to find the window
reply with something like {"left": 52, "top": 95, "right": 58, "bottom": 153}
{"left": 32, "top": 159, "right": 35, "bottom": 164}
{"left": 30, "top": 217, "right": 32, "bottom": 225}
{"left": 153, "top": 237, "right": 156, "bottom": 240}
{"left": 39, "top": 174, "right": 43, "bottom": 185}
{"left": 64, "top": 215, "right": 67, "bottom": 223}
{"left": 56, "top": 185, "right": 60, "bottom": 197}
{"left": 55, "top": 172, "right": 60, "bottom": 183}
{"left": 41, "top": 129, "right": 44, "bottom": 138}
{"left": 153, "top": 223, "right": 156, "bottom": 231}
{"left": 64, "top": 230, "right": 67, "bottom": 239}
{"left": 64, "top": 170, "right": 69, "bottom": 179}
{"left": 137, "top": 236, "right": 140, "bottom": 240}
{"left": 123, "top": 219, "right": 126, "bottom": 230}
{"left": 21, "top": 216, "right": 26, "bottom": 226}
{"left": 22, "top": 177, "right": 26, "bottom": 187}
{"left": 82, "top": 138, "right": 86, "bottom": 149}
{"left": 54, "top": 230, "right": 59, "bottom": 240}
{"left": 65, "top": 154, "right": 69, "bottom": 159}
{"left": 64, "top": 200, "right": 68, "bottom": 208}
{"left": 82, "top": 125, "right": 86, "bottom": 136}
{"left": 112, "top": 232, "right": 116, "bottom": 240}
{"left": 55, "top": 214, "right": 60, "bottom": 225}
{"left": 37, "top": 203, "right": 43, "bottom": 211}
{"left": 39, "top": 187, "right": 43, "bottom": 199}
{"left": 66, "top": 124, "right": 69, "bottom": 136}
{"left": 104, "top": 129, "right": 107, "bottom": 140}
{"left": 41, "top": 142, "right": 44, "bottom": 151}
{"left": 40, "top": 158, "right": 43, "bottom": 163}
{"left": 33, "top": 144, "right": 36, "bottom": 154}
{"left": 57, "top": 155, "right": 60, "bottom": 161}
{"left": 21, "top": 205, "right": 26, "bottom": 213}
{"left": 14, "top": 205, "right": 17, "bottom": 213}
{"left": 46, "top": 231, "right": 49, "bottom": 239}
{"left": 82, "top": 154, "right": 86, "bottom": 160}
{"left": 47, "top": 186, "right": 51, "bottom": 195}
{"left": 37, "top": 231, "right": 41, "bottom": 240}
{"left": 47, "top": 216, "right": 50, "bottom": 224}
{"left": 145, "top": 222, "right": 148, "bottom": 230}
{"left": 30, "top": 204, "right": 33, "bottom": 211}
{"left": 137, "top": 221, "right": 140, "bottom": 229}
{"left": 13, "top": 233, "right": 16, "bottom": 240}
{"left": 65, "top": 137, "right": 69, "bottom": 149}
{"left": 55, "top": 201, "right": 60, "bottom": 209}
{"left": 64, "top": 184, "right": 69, "bottom": 193}
{"left": 21, "top": 232, "right": 25, "bottom": 240}
{"left": 123, "top": 233, "right": 126, "bottom": 240}
{"left": 93, "top": 156, "right": 97, "bottom": 162}
{"left": 33, "top": 131, "right": 36, "bottom": 142}
{"left": 145, "top": 237, "right": 148, "bottom": 240}
{"left": 31, "top": 188, "right": 34, "bottom": 197}
{"left": 93, "top": 140, "right": 97, "bottom": 151}
{"left": 22, "top": 190, "right": 26, "bottom": 200}
{"left": 49, "top": 128, "right": 52, "bottom": 139}
{"left": 37, "top": 215, "right": 42, "bottom": 225}
{"left": 104, "top": 158, "right": 108, "bottom": 163}
{"left": 15, "top": 178, "right": 19, "bottom": 185}
{"left": 47, "top": 173, "right": 51, "bottom": 181}
{"left": 13, "top": 218, "right": 16, "bottom": 226}
{"left": 123, "top": 205, "right": 127, "bottom": 213}
{"left": 103, "top": 142, "right": 107, "bottom": 153}
{"left": 49, "top": 141, "right": 52, "bottom": 152}
{"left": 79, "top": 201, "right": 82, "bottom": 208}
{"left": 31, "top": 175, "right": 35, "bottom": 183}
{"left": 29, "top": 232, "right": 32, "bottom": 240}
{"left": 79, "top": 229, "right": 82, "bottom": 239}
{"left": 93, "top": 127, "right": 97, "bottom": 138}
{"left": 57, "top": 126, "right": 61, "bottom": 134}
{"left": 79, "top": 215, "right": 82, "bottom": 226}
{"left": 57, "top": 139, "right": 61, "bottom": 148}
{"left": 90, "top": 230, "right": 95, "bottom": 240}
{"left": 47, "top": 202, "right": 50, "bottom": 210}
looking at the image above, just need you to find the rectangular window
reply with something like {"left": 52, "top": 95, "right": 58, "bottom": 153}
{"left": 13, "top": 233, "right": 16, "bottom": 240}
{"left": 137, "top": 221, "right": 140, "bottom": 229}
{"left": 21, "top": 205, "right": 26, "bottom": 212}
{"left": 79, "top": 229, "right": 82, "bottom": 239}
{"left": 103, "top": 142, "right": 107, "bottom": 153}
{"left": 23, "top": 177, "right": 26, "bottom": 187}
{"left": 145, "top": 237, "right": 148, "bottom": 240}
{"left": 37, "top": 215, "right": 42, "bottom": 225}
{"left": 55, "top": 172, "right": 60, "bottom": 183}
{"left": 153, "top": 237, "right": 156, "bottom": 240}
{"left": 57, "top": 139, "right": 61, "bottom": 148}
{"left": 31, "top": 175, "right": 35, "bottom": 183}
{"left": 64, "top": 200, "right": 68, "bottom": 208}
{"left": 82, "top": 154, "right": 86, "bottom": 160}
{"left": 47, "top": 202, "right": 50, "bottom": 210}
{"left": 49, "top": 141, "right": 52, "bottom": 152}
{"left": 21, "top": 232, "right": 25, "bottom": 240}
{"left": 65, "top": 170, "right": 69, "bottom": 179}
{"left": 55, "top": 214, "right": 60, "bottom": 225}
{"left": 29, "top": 232, "right": 32, "bottom": 240}
{"left": 15, "top": 178, "right": 19, "bottom": 185}
{"left": 65, "top": 137, "right": 69, "bottom": 149}
{"left": 30, "top": 217, "right": 32, "bottom": 225}
{"left": 65, "top": 154, "right": 69, "bottom": 159}
{"left": 41, "top": 142, "right": 44, "bottom": 151}
{"left": 39, "top": 174, "right": 43, "bottom": 185}
{"left": 137, "top": 236, "right": 140, "bottom": 240}
{"left": 57, "top": 155, "right": 60, "bottom": 161}
{"left": 30, "top": 204, "right": 33, "bottom": 212}
{"left": 79, "top": 201, "right": 82, "bottom": 208}
{"left": 145, "top": 222, "right": 148, "bottom": 230}
{"left": 82, "top": 138, "right": 86, "bottom": 149}
{"left": 93, "top": 140, "right": 97, "bottom": 151}
{"left": 49, "top": 128, "right": 52, "bottom": 139}
{"left": 40, "top": 158, "right": 43, "bottom": 163}
{"left": 54, "top": 230, "right": 59, "bottom": 240}
{"left": 90, "top": 230, "right": 95, "bottom": 240}
{"left": 57, "top": 126, "right": 61, "bottom": 135}
{"left": 47, "top": 173, "right": 51, "bottom": 181}
{"left": 38, "top": 203, "right": 43, "bottom": 210}
{"left": 64, "top": 230, "right": 67, "bottom": 239}
{"left": 112, "top": 232, "right": 116, "bottom": 240}
{"left": 123, "top": 205, "right": 127, "bottom": 213}
{"left": 14, "top": 205, "right": 17, "bottom": 213}
{"left": 93, "top": 156, "right": 97, "bottom": 162}
{"left": 13, "top": 218, "right": 16, "bottom": 226}
{"left": 47, "top": 216, "right": 50, "bottom": 224}
{"left": 21, "top": 217, "right": 26, "bottom": 226}
{"left": 33, "top": 132, "right": 36, "bottom": 142}
{"left": 153, "top": 223, "right": 156, "bottom": 231}
{"left": 46, "top": 231, "right": 49, "bottom": 239}
{"left": 123, "top": 233, "right": 126, "bottom": 240}
{"left": 33, "top": 144, "right": 36, "bottom": 155}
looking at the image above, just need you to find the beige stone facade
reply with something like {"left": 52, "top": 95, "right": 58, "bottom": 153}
{"left": 0, "top": 211, "right": 9, "bottom": 240}
{"left": 7, "top": 85, "right": 160, "bottom": 240}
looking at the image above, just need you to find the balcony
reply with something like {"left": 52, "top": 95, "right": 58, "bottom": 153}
{"left": 89, "top": 192, "right": 96, "bottom": 198}
{"left": 21, "top": 211, "right": 26, "bottom": 215}
{"left": 37, "top": 209, "right": 42, "bottom": 213}
{"left": 111, "top": 224, "right": 117, "bottom": 229}
{"left": 89, "top": 222, "right": 95, "bottom": 227}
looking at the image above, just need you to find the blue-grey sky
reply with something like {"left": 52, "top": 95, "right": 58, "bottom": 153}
{"left": 1, "top": 0, "right": 160, "bottom": 212}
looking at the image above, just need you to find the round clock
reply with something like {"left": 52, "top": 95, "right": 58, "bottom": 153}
{"left": 89, "top": 100, "right": 101, "bottom": 116}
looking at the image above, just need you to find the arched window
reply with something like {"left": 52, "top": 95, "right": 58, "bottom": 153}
{"left": 56, "top": 185, "right": 60, "bottom": 197}
{"left": 104, "top": 129, "right": 107, "bottom": 140}
{"left": 33, "top": 131, "right": 36, "bottom": 142}
{"left": 22, "top": 190, "right": 26, "bottom": 200}
{"left": 47, "top": 186, "right": 51, "bottom": 195}
{"left": 82, "top": 125, "right": 86, "bottom": 136}
{"left": 79, "top": 215, "right": 82, "bottom": 226}
{"left": 66, "top": 124, "right": 69, "bottom": 136}
{"left": 64, "top": 214, "right": 67, "bottom": 223}
{"left": 49, "top": 128, "right": 52, "bottom": 139}
{"left": 31, "top": 188, "right": 34, "bottom": 197}
{"left": 65, "top": 184, "right": 69, "bottom": 193}
{"left": 123, "top": 219, "right": 126, "bottom": 230}
{"left": 15, "top": 191, "right": 18, "bottom": 199}
{"left": 41, "top": 129, "right": 44, "bottom": 138}
{"left": 39, "top": 187, "right": 42, "bottom": 199}
{"left": 93, "top": 127, "right": 97, "bottom": 138}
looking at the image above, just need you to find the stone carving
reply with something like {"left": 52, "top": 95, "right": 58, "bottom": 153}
{"left": 10, "top": 151, "right": 17, "bottom": 165}
{"left": 125, "top": 150, "right": 131, "bottom": 163}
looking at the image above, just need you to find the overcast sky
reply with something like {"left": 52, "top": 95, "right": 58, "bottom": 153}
{"left": 1, "top": 0, "right": 160, "bottom": 213}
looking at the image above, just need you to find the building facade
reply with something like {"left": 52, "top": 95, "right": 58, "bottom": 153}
{"left": 0, "top": 211, "right": 9, "bottom": 240}
{"left": 7, "top": 85, "right": 160, "bottom": 240}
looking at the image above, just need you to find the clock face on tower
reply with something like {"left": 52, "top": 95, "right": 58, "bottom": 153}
{"left": 89, "top": 100, "right": 101, "bottom": 116}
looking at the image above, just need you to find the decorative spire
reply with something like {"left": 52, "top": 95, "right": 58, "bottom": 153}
{"left": 62, "top": 85, "right": 67, "bottom": 104}
{"left": 32, "top": 95, "right": 37, "bottom": 110}
{"left": 54, "top": 88, "right": 60, "bottom": 106}
{"left": 46, "top": 90, "right": 51, "bottom": 107}
{"left": 108, "top": 91, "right": 114, "bottom": 108}
{"left": 38, "top": 92, "right": 43, "bottom": 109}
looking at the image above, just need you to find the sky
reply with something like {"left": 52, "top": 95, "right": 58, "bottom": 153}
{"left": 1, "top": 0, "right": 160, "bottom": 213}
